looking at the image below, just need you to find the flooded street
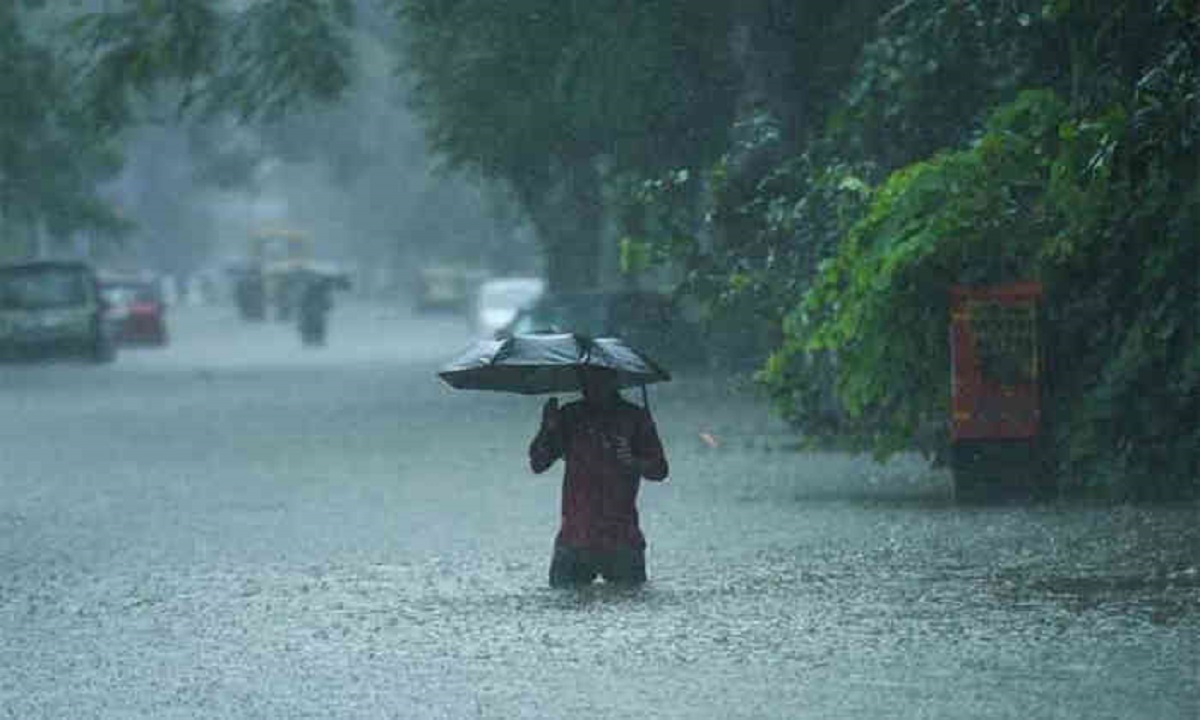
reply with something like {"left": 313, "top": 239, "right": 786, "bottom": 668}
{"left": 1, "top": 301, "right": 1196, "bottom": 719}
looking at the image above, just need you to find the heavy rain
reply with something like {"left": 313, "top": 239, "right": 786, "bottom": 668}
{"left": 2, "top": 2, "right": 1197, "bottom": 718}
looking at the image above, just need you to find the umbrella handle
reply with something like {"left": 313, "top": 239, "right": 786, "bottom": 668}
{"left": 641, "top": 384, "right": 650, "bottom": 411}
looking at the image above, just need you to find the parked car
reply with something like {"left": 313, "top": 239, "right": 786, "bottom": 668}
{"left": 0, "top": 260, "right": 116, "bottom": 362}
{"left": 472, "top": 276, "right": 545, "bottom": 337}
{"left": 99, "top": 274, "right": 169, "bottom": 346}
{"left": 496, "top": 290, "right": 707, "bottom": 369}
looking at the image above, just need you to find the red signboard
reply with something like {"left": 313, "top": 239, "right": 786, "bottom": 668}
{"left": 949, "top": 282, "right": 1043, "bottom": 441}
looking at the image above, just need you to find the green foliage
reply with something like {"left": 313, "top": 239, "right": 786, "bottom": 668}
{"left": 684, "top": 0, "right": 1196, "bottom": 496}
{"left": 1037, "top": 34, "right": 1200, "bottom": 497}
{"left": 611, "top": 167, "right": 700, "bottom": 269}
{"left": 834, "top": 0, "right": 1050, "bottom": 170}
{"left": 0, "top": 4, "right": 128, "bottom": 253}
{"left": 5, "top": 1, "right": 359, "bottom": 257}
{"left": 767, "top": 57, "right": 1197, "bottom": 496}
{"left": 398, "top": 0, "right": 739, "bottom": 290}
{"left": 610, "top": 108, "right": 878, "bottom": 370}
{"left": 768, "top": 90, "right": 1070, "bottom": 456}
{"left": 399, "top": 0, "right": 737, "bottom": 179}
{"left": 72, "top": 0, "right": 221, "bottom": 126}
{"left": 398, "top": 0, "right": 568, "bottom": 179}
{"left": 214, "top": 0, "right": 356, "bottom": 120}
{"left": 74, "top": 0, "right": 356, "bottom": 126}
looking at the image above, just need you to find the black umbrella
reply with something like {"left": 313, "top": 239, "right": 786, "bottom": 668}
{"left": 437, "top": 333, "right": 670, "bottom": 396}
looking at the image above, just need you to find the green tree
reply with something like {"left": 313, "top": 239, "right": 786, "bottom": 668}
{"left": 833, "top": 0, "right": 1050, "bottom": 170}
{"left": 610, "top": 1, "right": 895, "bottom": 366}
{"left": 4, "top": 0, "right": 359, "bottom": 260}
{"left": 769, "top": 25, "right": 1198, "bottom": 497}
{"left": 1, "top": 2, "right": 126, "bottom": 259}
{"left": 771, "top": 91, "right": 1076, "bottom": 458}
{"left": 74, "top": 0, "right": 356, "bottom": 127}
{"left": 619, "top": 0, "right": 1196, "bottom": 495}
{"left": 398, "top": 0, "right": 738, "bottom": 291}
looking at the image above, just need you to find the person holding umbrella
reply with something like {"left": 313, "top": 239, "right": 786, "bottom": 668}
{"left": 438, "top": 333, "right": 673, "bottom": 587}
{"left": 297, "top": 272, "right": 334, "bottom": 347}
{"left": 529, "top": 365, "right": 669, "bottom": 588}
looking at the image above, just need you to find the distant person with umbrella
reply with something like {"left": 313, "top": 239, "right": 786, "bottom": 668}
{"left": 439, "top": 333, "right": 672, "bottom": 587}
{"left": 298, "top": 271, "right": 338, "bottom": 346}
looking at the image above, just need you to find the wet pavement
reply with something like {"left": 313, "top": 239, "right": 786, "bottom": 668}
{"left": 1, "top": 300, "right": 1197, "bottom": 718}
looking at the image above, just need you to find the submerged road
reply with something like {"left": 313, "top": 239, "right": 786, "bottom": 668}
{"left": 1, "top": 300, "right": 1196, "bottom": 719}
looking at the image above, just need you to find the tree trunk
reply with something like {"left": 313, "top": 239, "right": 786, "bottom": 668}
{"left": 517, "top": 158, "right": 604, "bottom": 294}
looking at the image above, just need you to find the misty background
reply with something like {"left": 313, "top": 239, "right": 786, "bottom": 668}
{"left": 6, "top": 0, "right": 540, "bottom": 301}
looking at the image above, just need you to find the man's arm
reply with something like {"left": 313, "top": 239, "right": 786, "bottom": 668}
{"left": 529, "top": 399, "right": 563, "bottom": 473}
{"left": 629, "top": 409, "right": 669, "bottom": 481}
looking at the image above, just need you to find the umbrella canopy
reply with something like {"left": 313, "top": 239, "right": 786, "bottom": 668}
{"left": 296, "top": 263, "right": 352, "bottom": 290}
{"left": 438, "top": 333, "right": 671, "bottom": 395}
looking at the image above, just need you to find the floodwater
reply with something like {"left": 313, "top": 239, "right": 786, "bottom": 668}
{"left": 1, "top": 300, "right": 1196, "bottom": 719}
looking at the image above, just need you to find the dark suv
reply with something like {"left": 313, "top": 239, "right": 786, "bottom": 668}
{"left": 0, "top": 260, "right": 116, "bottom": 362}
{"left": 497, "top": 290, "right": 706, "bottom": 369}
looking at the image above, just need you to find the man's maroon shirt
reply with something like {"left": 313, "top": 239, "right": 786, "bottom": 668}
{"left": 529, "top": 397, "right": 668, "bottom": 551}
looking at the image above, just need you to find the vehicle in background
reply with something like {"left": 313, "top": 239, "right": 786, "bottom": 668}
{"left": 496, "top": 290, "right": 707, "bottom": 369}
{"left": 414, "top": 265, "right": 489, "bottom": 313}
{"left": 226, "top": 228, "right": 313, "bottom": 322}
{"left": 472, "top": 276, "right": 545, "bottom": 338}
{"left": 99, "top": 274, "right": 169, "bottom": 346}
{"left": 0, "top": 260, "right": 116, "bottom": 363}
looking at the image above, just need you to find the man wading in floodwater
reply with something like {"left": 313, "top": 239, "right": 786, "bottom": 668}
{"left": 529, "top": 366, "right": 670, "bottom": 587}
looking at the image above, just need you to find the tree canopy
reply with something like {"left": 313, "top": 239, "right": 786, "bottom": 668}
{"left": 751, "top": 2, "right": 1197, "bottom": 498}
{"left": 399, "top": 0, "right": 739, "bottom": 290}
{"left": 1, "top": 2, "right": 126, "bottom": 257}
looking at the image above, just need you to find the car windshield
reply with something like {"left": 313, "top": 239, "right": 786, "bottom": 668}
{"left": 103, "top": 282, "right": 159, "bottom": 305}
{"left": 0, "top": 267, "right": 89, "bottom": 310}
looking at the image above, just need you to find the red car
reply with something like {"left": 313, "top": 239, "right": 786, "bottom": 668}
{"left": 101, "top": 277, "right": 169, "bottom": 346}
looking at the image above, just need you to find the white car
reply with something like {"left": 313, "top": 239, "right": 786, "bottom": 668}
{"left": 473, "top": 277, "right": 545, "bottom": 337}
